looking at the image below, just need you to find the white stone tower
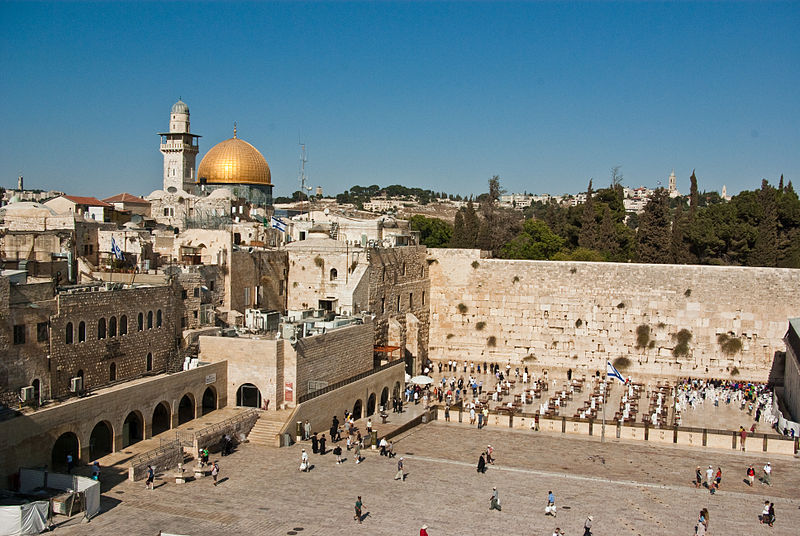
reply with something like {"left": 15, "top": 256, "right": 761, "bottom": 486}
{"left": 668, "top": 169, "right": 677, "bottom": 193}
{"left": 159, "top": 99, "right": 201, "bottom": 193}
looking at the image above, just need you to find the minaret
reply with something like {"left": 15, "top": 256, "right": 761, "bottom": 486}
{"left": 159, "top": 99, "right": 201, "bottom": 193}
{"left": 668, "top": 169, "right": 677, "bottom": 194}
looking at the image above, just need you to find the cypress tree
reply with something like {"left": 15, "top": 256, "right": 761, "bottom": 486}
{"left": 636, "top": 188, "right": 673, "bottom": 263}
{"left": 463, "top": 199, "right": 480, "bottom": 248}
{"left": 578, "top": 179, "right": 597, "bottom": 249}
{"left": 450, "top": 210, "right": 468, "bottom": 248}
{"left": 688, "top": 170, "right": 699, "bottom": 220}
{"left": 749, "top": 180, "right": 779, "bottom": 267}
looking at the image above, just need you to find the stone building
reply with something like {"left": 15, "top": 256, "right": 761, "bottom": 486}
{"left": 286, "top": 227, "right": 430, "bottom": 374}
{"left": 782, "top": 318, "right": 800, "bottom": 423}
{"left": 0, "top": 274, "right": 183, "bottom": 406}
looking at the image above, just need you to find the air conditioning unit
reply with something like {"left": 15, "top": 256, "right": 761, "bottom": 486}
{"left": 20, "top": 386, "right": 34, "bottom": 402}
{"left": 70, "top": 377, "right": 83, "bottom": 393}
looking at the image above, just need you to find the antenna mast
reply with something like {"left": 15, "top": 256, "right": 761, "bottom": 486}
{"left": 298, "top": 143, "right": 311, "bottom": 220}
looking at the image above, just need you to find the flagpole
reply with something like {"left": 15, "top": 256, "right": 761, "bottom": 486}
{"left": 601, "top": 383, "right": 606, "bottom": 443}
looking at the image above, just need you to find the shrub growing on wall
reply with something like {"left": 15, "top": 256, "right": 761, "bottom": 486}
{"left": 575, "top": 319, "right": 583, "bottom": 328}
{"left": 672, "top": 329, "right": 692, "bottom": 357}
{"left": 471, "top": 260, "right": 480, "bottom": 269}
{"left": 476, "top": 321, "right": 486, "bottom": 331}
{"left": 314, "top": 256, "right": 324, "bottom": 269}
{"left": 487, "top": 336, "right": 497, "bottom": 347}
{"left": 635, "top": 324, "right": 651, "bottom": 349}
{"left": 717, "top": 333, "right": 743, "bottom": 356}
{"left": 613, "top": 356, "right": 631, "bottom": 370}
{"left": 457, "top": 303, "right": 468, "bottom": 314}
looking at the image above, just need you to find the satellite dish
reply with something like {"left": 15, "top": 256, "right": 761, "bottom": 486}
{"left": 131, "top": 215, "right": 143, "bottom": 224}
{"left": 167, "top": 186, "right": 178, "bottom": 193}
{"left": 324, "top": 208, "right": 330, "bottom": 215}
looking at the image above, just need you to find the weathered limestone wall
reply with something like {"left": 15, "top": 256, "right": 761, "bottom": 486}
{"left": 783, "top": 321, "right": 800, "bottom": 422}
{"left": 428, "top": 250, "right": 800, "bottom": 380}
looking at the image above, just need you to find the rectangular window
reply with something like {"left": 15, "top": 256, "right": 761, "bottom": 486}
{"left": 182, "top": 289, "right": 188, "bottom": 299}
{"left": 37, "top": 322, "right": 49, "bottom": 343}
{"left": 396, "top": 295, "right": 401, "bottom": 312}
{"left": 244, "top": 287, "right": 251, "bottom": 307}
{"left": 181, "top": 317, "right": 187, "bottom": 328}
{"left": 209, "top": 280, "right": 215, "bottom": 291}
{"left": 409, "top": 292, "right": 413, "bottom": 309}
{"left": 193, "top": 287, "right": 200, "bottom": 298}
{"left": 193, "top": 310, "right": 198, "bottom": 318}
{"left": 422, "top": 291, "right": 426, "bottom": 305}
{"left": 381, "top": 297, "right": 385, "bottom": 314}
{"left": 89, "top": 245, "right": 94, "bottom": 254}
{"left": 13, "top": 325, "right": 25, "bottom": 345}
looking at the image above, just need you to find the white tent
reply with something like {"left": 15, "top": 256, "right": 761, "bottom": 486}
{"left": 410, "top": 375, "right": 433, "bottom": 385}
{"left": 0, "top": 502, "right": 48, "bottom": 536}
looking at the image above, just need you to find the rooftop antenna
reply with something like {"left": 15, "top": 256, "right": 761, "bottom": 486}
{"left": 298, "top": 142, "right": 310, "bottom": 220}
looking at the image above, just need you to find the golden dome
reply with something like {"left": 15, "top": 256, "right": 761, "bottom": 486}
{"left": 197, "top": 131, "right": 271, "bottom": 185}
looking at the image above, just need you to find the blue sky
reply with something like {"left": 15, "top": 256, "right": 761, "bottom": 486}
{"left": 1, "top": 1, "right": 798, "bottom": 199}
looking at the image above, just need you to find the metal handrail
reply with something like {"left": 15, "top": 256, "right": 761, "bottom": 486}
{"left": 298, "top": 359, "right": 405, "bottom": 403}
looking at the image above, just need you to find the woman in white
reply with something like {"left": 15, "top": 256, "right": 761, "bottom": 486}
{"left": 300, "top": 449, "right": 309, "bottom": 472}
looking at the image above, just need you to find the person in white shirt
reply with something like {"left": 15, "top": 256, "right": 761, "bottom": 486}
{"left": 300, "top": 449, "right": 309, "bottom": 472}
{"left": 763, "top": 462, "right": 772, "bottom": 485}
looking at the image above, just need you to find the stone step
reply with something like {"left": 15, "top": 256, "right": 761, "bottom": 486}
{"left": 246, "top": 412, "right": 293, "bottom": 447}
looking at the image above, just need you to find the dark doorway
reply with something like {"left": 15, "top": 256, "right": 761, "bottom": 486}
{"left": 380, "top": 387, "right": 389, "bottom": 411}
{"left": 52, "top": 432, "right": 79, "bottom": 470}
{"left": 152, "top": 402, "right": 171, "bottom": 436}
{"left": 32, "top": 378, "right": 41, "bottom": 405}
{"left": 367, "top": 393, "right": 376, "bottom": 416}
{"left": 178, "top": 394, "right": 195, "bottom": 424}
{"left": 236, "top": 383, "right": 262, "bottom": 407}
{"left": 122, "top": 411, "right": 143, "bottom": 447}
{"left": 202, "top": 387, "right": 217, "bottom": 415}
{"left": 393, "top": 381, "right": 402, "bottom": 399}
{"left": 352, "top": 399, "right": 363, "bottom": 420}
{"left": 89, "top": 421, "right": 113, "bottom": 460}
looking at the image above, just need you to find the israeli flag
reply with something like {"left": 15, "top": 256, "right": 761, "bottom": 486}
{"left": 111, "top": 237, "right": 125, "bottom": 261}
{"left": 607, "top": 361, "right": 625, "bottom": 382}
{"left": 270, "top": 216, "right": 287, "bottom": 232}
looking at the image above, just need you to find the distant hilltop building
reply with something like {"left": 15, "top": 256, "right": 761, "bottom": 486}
{"left": 667, "top": 169, "right": 681, "bottom": 198}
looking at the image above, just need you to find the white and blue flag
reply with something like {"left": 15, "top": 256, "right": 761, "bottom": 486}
{"left": 607, "top": 361, "right": 625, "bottom": 383}
{"left": 111, "top": 237, "right": 125, "bottom": 261}
{"left": 270, "top": 216, "right": 286, "bottom": 232}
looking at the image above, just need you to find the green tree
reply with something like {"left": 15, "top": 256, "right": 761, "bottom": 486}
{"left": 578, "top": 179, "right": 597, "bottom": 249}
{"left": 409, "top": 215, "right": 453, "bottom": 248}
{"left": 450, "top": 210, "right": 468, "bottom": 247}
{"left": 749, "top": 180, "right": 778, "bottom": 267}
{"left": 636, "top": 188, "right": 673, "bottom": 263}
{"left": 463, "top": 199, "right": 480, "bottom": 248}
{"left": 500, "top": 219, "right": 565, "bottom": 260}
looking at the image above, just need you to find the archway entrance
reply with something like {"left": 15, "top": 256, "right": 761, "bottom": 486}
{"left": 178, "top": 394, "right": 195, "bottom": 425}
{"left": 201, "top": 387, "right": 217, "bottom": 415}
{"left": 89, "top": 421, "right": 113, "bottom": 460}
{"left": 380, "top": 387, "right": 389, "bottom": 411}
{"left": 367, "top": 393, "right": 376, "bottom": 416}
{"left": 122, "top": 411, "right": 143, "bottom": 447}
{"left": 52, "top": 432, "right": 79, "bottom": 471}
{"left": 236, "top": 383, "right": 262, "bottom": 408}
{"left": 352, "top": 399, "right": 363, "bottom": 420}
{"left": 152, "top": 402, "right": 171, "bottom": 436}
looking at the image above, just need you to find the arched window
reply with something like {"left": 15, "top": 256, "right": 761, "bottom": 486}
{"left": 156, "top": 310, "right": 162, "bottom": 328}
{"left": 120, "top": 315, "right": 128, "bottom": 336}
{"left": 97, "top": 318, "right": 106, "bottom": 340}
{"left": 109, "top": 362, "right": 116, "bottom": 381}
{"left": 146, "top": 353, "right": 153, "bottom": 372}
{"left": 65, "top": 323, "right": 73, "bottom": 345}
{"left": 330, "top": 268, "right": 338, "bottom": 281}
{"left": 109, "top": 316, "right": 117, "bottom": 337}
{"left": 78, "top": 321, "right": 86, "bottom": 343}
{"left": 147, "top": 311, "right": 153, "bottom": 329}
{"left": 137, "top": 312, "right": 143, "bottom": 331}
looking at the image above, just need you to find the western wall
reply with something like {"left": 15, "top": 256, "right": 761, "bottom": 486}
{"left": 427, "top": 249, "right": 800, "bottom": 381}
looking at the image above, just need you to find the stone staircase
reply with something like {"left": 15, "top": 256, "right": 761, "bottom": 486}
{"left": 247, "top": 410, "right": 293, "bottom": 447}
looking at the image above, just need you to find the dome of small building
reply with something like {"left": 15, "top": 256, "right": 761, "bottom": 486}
{"left": 197, "top": 133, "right": 272, "bottom": 186}
{"left": 171, "top": 99, "right": 189, "bottom": 114}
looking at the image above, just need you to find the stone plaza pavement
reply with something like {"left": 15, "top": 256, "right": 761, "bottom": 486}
{"left": 55, "top": 421, "right": 798, "bottom": 536}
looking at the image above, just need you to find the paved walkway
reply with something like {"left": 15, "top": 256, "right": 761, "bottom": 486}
{"left": 52, "top": 419, "right": 798, "bottom": 536}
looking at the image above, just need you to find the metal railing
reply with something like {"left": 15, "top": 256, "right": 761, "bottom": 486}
{"left": 298, "top": 359, "right": 405, "bottom": 403}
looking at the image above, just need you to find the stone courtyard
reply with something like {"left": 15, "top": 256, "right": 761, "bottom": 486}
{"left": 53, "top": 420, "right": 798, "bottom": 536}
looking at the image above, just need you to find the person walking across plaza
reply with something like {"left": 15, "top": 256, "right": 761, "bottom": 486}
{"left": 145, "top": 464, "right": 155, "bottom": 490}
{"left": 763, "top": 461, "right": 771, "bottom": 485}
{"left": 211, "top": 460, "right": 219, "bottom": 486}
{"left": 694, "top": 466, "right": 702, "bottom": 488}
{"left": 583, "top": 514, "right": 593, "bottom": 536}
{"left": 477, "top": 452, "right": 486, "bottom": 474}
{"left": 489, "top": 487, "right": 501, "bottom": 511}
{"left": 354, "top": 439, "right": 362, "bottom": 463}
{"left": 545, "top": 490, "right": 556, "bottom": 517}
{"left": 304, "top": 420, "right": 311, "bottom": 440}
{"left": 333, "top": 444, "right": 343, "bottom": 464}
{"left": 705, "top": 465, "right": 714, "bottom": 489}
{"left": 354, "top": 496, "right": 364, "bottom": 524}
{"left": 319, "top": 433, "right": 327, "bottom": 455}
{"left": 300, "top": 449, "right": 309, "bottom": 472}
{"left": 420, "top": 524, "right": 429, "bottom": 536}
{"left": 394, "top": 457, "right": 404, "bottom": 481}
{"left": 746, "top": 464, "right": 755, "bottom": 486}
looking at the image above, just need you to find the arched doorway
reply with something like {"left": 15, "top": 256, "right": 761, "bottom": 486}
{"left": 52, "top": 432, "right": 79, "bottom": 470}
{"left": 236, "top": 383, "right": 262, "bottom": 408}
{"left": 178, "top": 394, "right": 195, "bottom": 425}
{"left": 152, "top": 402, "right": 171, "bottom": 436}
{"left": 367, "top": 393, "right": 376, "bottom": 416}
{"left": 89, "top": 421, "right": 113, "bottom": 460}
{"left": 122, "top": 411, "right": 143, "bottom": 447}
{"left": 202, "top": 387, "right": 217, "bottom": 415}
{"left": 352, "top": 399, "right": 363, "bottom": 420}
{"left": 380, "top": 387, "right": 389, "bottom": 411}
